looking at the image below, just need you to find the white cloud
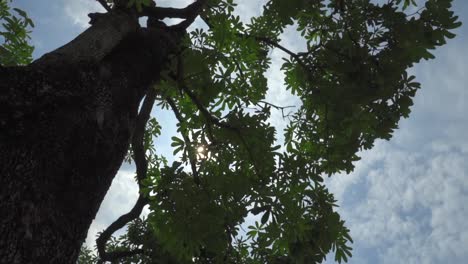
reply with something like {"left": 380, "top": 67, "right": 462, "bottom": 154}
{"left": 325, "top": 140, "right": 468, "bottom": 263}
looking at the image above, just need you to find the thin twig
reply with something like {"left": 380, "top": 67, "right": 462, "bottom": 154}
{"left": 257, "top": 100, "right": 296, "bottom": 118}
{"left": 166, "top": 97, "right": 200, "bottom": 184}
{"left": 406, "top": 6, "right": 426, "bottom": 17}
{"left": 180, "top": 86, "right": 234, "bottom": 130}
{"left": 178, "top": 85, "right": 262, "bottom": 177}
{"left": 200, "top": 14, "right": 312, "bottom": 75}
{"left": 253, "top": 36, "right": 310, "bottom": 70}
{"left": 258, "top": 100, "right": 295, "bottom": 110}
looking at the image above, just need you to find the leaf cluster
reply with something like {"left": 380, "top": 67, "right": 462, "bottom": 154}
{"left": 0, "top": 0, "right": 34, "bottom": 66}
{"left": 81, "top": 0, "right": 461, "bottom": 263}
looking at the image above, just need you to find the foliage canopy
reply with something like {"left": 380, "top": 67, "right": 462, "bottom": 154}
{"left": 0, "top": 0, "right": 34, "bottom": 65}
{"left": 1, "top": 0, "right": 460, "bottom": 263}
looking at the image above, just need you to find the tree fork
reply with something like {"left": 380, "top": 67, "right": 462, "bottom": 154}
{"left": 0, "top": 10, "right": 179, "bottom": 264}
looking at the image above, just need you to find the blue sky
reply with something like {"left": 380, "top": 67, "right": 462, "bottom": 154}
{"left": 11, "top": 0, "right": 468, "bottom": 263}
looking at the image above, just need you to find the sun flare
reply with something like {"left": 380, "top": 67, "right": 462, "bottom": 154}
{"left": 197, "top": 146, "right": 205, "bottom": 154}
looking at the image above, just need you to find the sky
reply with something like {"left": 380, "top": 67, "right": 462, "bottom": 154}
{"left": 10, "top": 0, "right": 468, "bottom": 263}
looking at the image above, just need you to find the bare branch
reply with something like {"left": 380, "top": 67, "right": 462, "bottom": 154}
{"left": 141, "top": 0, "right": 207, "bottom": 31}
{"left": 96, "top": 196, "right": 148, "bottom": 264}
{"left": 170, "top": 0, "right": 208, "bottom": 31}
{"left": 133, "top": 86, "right": 157, "bottom": 184}
{"left": 253, "top": 36, "right": 311, "bottom": 71}
{"left": 257, "top": 100, "right": 296, "bottom": 118}
{"left": 258, "top": 100, "right": 295, "bottom": 110}
{"left": 96, "top": 86, "right": 157, "bottom": 263}
{"left": 96, "top": 0, "right": 111, "bottom": 12}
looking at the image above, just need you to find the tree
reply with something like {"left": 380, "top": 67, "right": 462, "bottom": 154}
{"left": 0, "top": 0, "right": 460, "bottom": 263}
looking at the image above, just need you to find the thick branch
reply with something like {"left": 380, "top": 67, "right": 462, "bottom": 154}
{"left": 141, "top": 0, "right": 206, "bottom": 20}
{"left": 35, "top": 10, "right": 138, "bottom": 65}
{"left": 96, "top": 87, "right": 157, "bottom": 263}
{"left": 133, "top": 86, "right": 157, "bottom": 184}
{"left": 170, "top": 0, "right": 208, "bottom": 31}
{"left": 95, "top": 196, "right": 148, "bottom": 264}
{"left": 96, "top": 0, "right": 111, "bottom": 12}
{"left": 140, "top": 0, "right": 207, "bottom": 31}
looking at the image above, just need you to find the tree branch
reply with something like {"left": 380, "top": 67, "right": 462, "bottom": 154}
{"left": 96, "top": 86, "right": 157, "bottom": 263}
{"left": 257, "top": 100, "right": 296, "bottom": 118}
{"left": 199, "top": 15, "right": 312, "bottom": 73}
{"left": 178, "top": 85, "right": 262, "bottom": 177}
{"left": 133, "top": 86, "right": 157, "bottom": 184}
{"left": 166, "top": 97, "right": 200, "bottom": 184}
{"left": 180, "top": 85, "right": 236, "bottom": 130}
{"left": 141, "top": 0, "right": 207, "bottom": 31}
{"left": 96, "top": 0, "right": 111, "bottom": 12}
{"left": 35, "top": 10, "right": 138, "bottom": 65}
{"left": 96, "top": 196, "right": 148, "bottom": 264}
{"left": 170, "top": 0, "right": 208, "bottom": 31}
{"left": 252, "top": 36, "right": 311, "bottom": 71}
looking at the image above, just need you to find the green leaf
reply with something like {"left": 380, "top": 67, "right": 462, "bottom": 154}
{"left": 260, "top": 210, "right": 270, "bottom": 225}
{"left": 91, "top": 0, "right": 461, "bottom": 262}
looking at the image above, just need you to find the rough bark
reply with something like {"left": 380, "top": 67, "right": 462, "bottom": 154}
{"left": 0, "top": 10, "right": 178, "bottom": 264}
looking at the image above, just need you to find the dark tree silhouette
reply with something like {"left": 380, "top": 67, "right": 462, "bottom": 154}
{"left": 0, "top": 0, "right": 460, "bottom": 263}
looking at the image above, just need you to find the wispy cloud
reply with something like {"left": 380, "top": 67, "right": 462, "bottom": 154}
{"left": 326, "top": 141, "right": 468, "bottom": 264}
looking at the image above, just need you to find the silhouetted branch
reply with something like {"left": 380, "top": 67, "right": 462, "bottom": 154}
{"left": 257, "top": 100, "right": 296, "bottom": 118}
{"left": 177, "top": 85, "right": 262, "bottom": 177}
{"left": 199, "top": 15, "right": 312, "bottom": 74}
{"left": 96, "top": 86, "right": 157, "bottom": 263}
{"left": 96, "top": 196, "right": 148, "bottom": 264}
{"left": 141, "top": 0, "right": 203, "bottom": 18}
{"left": 166, "top": 97, "right": 200, "bottom": 184}
{"left": 96, "top": 0, "right": 111, "bottom": 12}
{"left": 140, "top": 0, "right": 207, "bottom": 30}
{"left": 170, "top": 0, "right": 208, "bottom": 31}
{"left": 133, "top": 87, "right": 157, "bottom": 184}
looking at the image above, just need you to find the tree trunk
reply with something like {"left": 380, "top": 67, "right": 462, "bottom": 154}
{"left": 0, "top": 11, "right": 177, "bottom": 264}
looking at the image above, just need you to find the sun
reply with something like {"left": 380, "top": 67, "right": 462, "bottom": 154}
{"left": 197, "top": 146, "right": 205, "bottom": 154}
{"left": 196, "top": 145, "right": 208, "bottom": 160}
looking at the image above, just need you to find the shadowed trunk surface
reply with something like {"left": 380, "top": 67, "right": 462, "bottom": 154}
{"left": 0, "top": 11, "right": 178, "bottom": 264}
